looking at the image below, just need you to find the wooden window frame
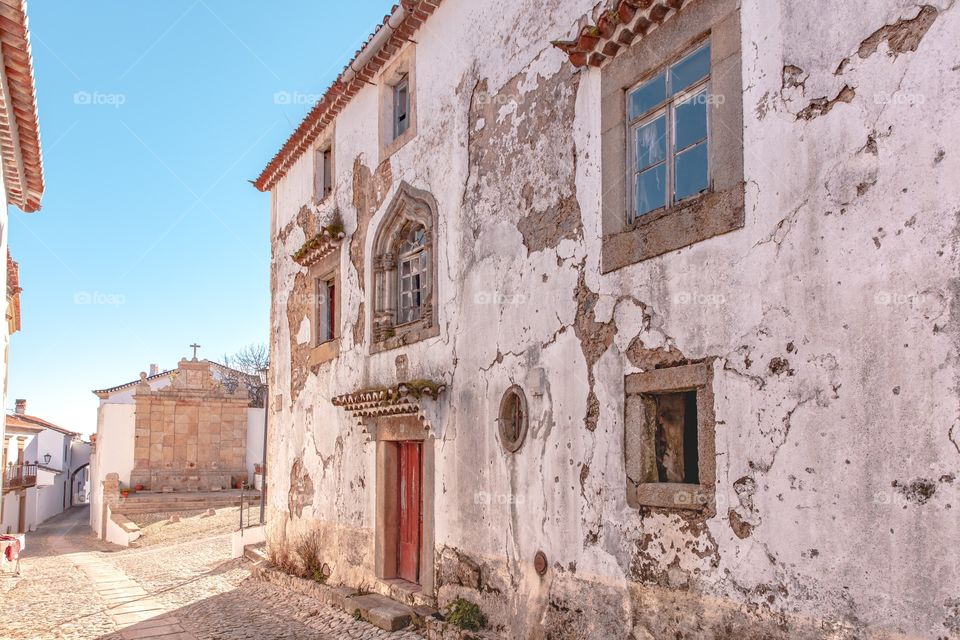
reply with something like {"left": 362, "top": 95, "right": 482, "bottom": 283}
{"left": 627, "top": 40, "right": 711, "bottom": 221}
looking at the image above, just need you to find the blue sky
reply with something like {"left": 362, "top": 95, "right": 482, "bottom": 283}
{"left": 8, "top": 1, "right": 395, "bottom": 435}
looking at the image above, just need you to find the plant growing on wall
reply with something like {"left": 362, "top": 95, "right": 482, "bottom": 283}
{"left": 443, "top": 598, "right": 486, "bottom": 631}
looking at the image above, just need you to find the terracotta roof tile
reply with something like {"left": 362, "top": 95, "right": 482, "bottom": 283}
{"left": 0, "top": 0, "right": 43, "bottom": 212}
{"left": 552, "top": 0, "right": 690, "bottom": 69}
{"left": 6, "top": 412, "right": 79, "bottom": 437}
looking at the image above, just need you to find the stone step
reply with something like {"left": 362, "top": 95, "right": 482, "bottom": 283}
{"left": 121, "top": 490, "right": 259, "bottom": 502}
{"left": 243, "top": 543, "right": 267, "bottom": 564}
{"left": 249, "top": 562, "right": 438, "bottom": 634}
{"left": 347, "top": 593, "right": 413, "bottom": 632}
{"left": 117, "top": 496, "right": 259, "bottom": 513}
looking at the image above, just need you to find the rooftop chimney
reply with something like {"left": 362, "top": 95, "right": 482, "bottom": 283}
{"left": 14, "top": 399, "right": 26, "bottom": 415}
{"left": 149, "top": 364, "right": 159, "bottom": 376}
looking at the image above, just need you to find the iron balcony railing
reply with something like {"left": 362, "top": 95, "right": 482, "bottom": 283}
{"left": 4, "top": 463, "right": 38, "bottom": 490}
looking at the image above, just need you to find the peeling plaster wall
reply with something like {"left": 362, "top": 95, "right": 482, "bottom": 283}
{"left": 266, "top": 0, "right": 960, "bottom": 637}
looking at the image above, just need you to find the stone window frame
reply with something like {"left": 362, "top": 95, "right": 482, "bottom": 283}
{"left": 370, "top": 182, "right": 440, "bottom": 354}
{"left": 624, "top": 360, "right": 716, "bottom": 513}
{"left": 600, "top": 0, "right": 743, "bottom": 273}
{"left": 378, "top": 44, "right": 417, "bottom": 162}
{"left": 307, "top": 250, "right": 341, "bottom": 367}
{"left": 313, "top": 125, "right": 336, "bottom": 206}
{"left": 497, "top": 385, "right": 529, "bottom": 453}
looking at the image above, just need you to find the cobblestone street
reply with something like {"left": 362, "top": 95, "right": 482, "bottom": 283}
{"left": 0, "top": 507, "right": 423, "bottom": 640}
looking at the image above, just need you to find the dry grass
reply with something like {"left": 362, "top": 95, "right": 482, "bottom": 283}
{"left": 267, "top": 530, "right": 329, "bottom": 582}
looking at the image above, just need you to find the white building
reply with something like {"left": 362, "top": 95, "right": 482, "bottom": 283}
{"left": 89, "top": 359, "right": 266, "bottom": 538}
{"left": 1, "top": 400, "right": 89, "bottom": 534}
{"left": 255, "top": 0, "right": 960, "bottom": 637}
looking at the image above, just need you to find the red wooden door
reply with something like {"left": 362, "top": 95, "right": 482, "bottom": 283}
{"left": 397, "top": 441, "right": 422, "bottom": 583}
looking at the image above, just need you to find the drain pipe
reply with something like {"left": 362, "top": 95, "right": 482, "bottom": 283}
{"left": 340, "top": 4, "right": 407, "bottom": 85}
{"left": 258, "top": 367, "right": 269, "bottom": 525}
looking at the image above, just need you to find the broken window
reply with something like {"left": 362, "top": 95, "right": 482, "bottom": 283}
{"left": 378, "top": 45, "right": 416, "bottom": 160}
{"left": 628, "top": 41, "right": 710, "bottom": 219}
{"left": 639, "top": 390, "right": 699, "bottom": 484}
{"left": 393, "top": 74, "right": 410, "bottom": 139}
{"left": 624, "top": 361, "right": 716, "bottom": 511}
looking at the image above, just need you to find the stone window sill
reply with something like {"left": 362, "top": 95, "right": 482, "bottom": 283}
{"left": 626, "top": 482, "right": 713, "bottom": 512}
{"left": 312, "top": 193, "right": 335, "bottom": 208}
{"left": 601, "top": 184, "right": 744, "bottom": 273}
{"left": 309, "top": 339, "right": 340, "bottom": 367}
{"left": 371, "top": 322, "right": 439, "bottom": 355}
{"left": 380, "top": 127, "right": 415, "bottom": 163}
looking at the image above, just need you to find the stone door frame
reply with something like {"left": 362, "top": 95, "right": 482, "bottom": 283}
{"left": 374, "top": 415, "right": 435, "bottom": 597}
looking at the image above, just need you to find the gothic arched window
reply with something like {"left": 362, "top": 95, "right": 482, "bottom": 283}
{"left": 370, "top": 183, "right": 439, "bottom": 353}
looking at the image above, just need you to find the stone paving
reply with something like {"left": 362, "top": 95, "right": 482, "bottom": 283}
{"left": 0, "top": 506, "right": 423, "bottom": 640}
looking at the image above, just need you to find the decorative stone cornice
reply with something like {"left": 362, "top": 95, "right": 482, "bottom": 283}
{"left": 552, "top": 0, "right": 689, "bottom": 68}
{"left": 331, "top": 380, "right": 446, "bottom": 427}
{"left": 292, "top": 226, "right": 346, "bottom": 267}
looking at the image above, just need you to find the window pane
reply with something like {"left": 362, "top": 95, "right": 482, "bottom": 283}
{"left": 628, "top": 73, "right": 665, "bottom": 120}
{"left": 634, "top": 116, "right": 666, "bottom": 171}
{"left": 635, "top": 163, "right": 666, "bottom": 217}
{"left": 674, "top": 90, "right": 707, "bottom": 151}
{"left": 322, "top": 149, "right": 332, "bottom": 194}
{"left": 670, "top": 43, "right": 710, "bottom": 95}
{"left": 674, "top": 140, "right": 708, "bottom": 201}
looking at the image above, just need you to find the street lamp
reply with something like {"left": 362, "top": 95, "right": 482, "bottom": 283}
{"left": 43, "top": 453, "right": 51, "bottom": 465}
{"left": 257, "top": 365, "right": 269, "bottom": 525}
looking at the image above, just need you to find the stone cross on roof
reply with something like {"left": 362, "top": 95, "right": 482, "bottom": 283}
{"left": 190, "top": 343, "right": 201, "bottom": 360}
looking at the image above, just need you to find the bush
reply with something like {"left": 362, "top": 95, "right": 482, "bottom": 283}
{"left": 444, "top": 597, "right": 486, "bottom": 631}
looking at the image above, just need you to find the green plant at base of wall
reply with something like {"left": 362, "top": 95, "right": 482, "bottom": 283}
{"left": 443, "top": 597, "right": 486, "bottom": 631}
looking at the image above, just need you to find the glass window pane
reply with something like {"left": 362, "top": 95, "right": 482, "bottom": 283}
{"left": 635, "top": 163, "right": 666, "bottom": 217}
{"left": 670, "top": 43, "right": 710, "bottom": 95}
{"left": 674, "top": 141, "right": 709, "bottom": 201}
{"left": 674, "top": 90, "right": 708, "bottom": 151}
{"left": 635, "top": 116, "right": 666, "bottom": 171}
{"left": 628, "top": 73, "right": 665, "bottom": 120}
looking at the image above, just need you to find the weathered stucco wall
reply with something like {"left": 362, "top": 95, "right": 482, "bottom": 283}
{"left": 265, "top": 0, "right": 960, "bottom": 637}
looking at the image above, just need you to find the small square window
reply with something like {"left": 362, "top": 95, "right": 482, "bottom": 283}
{"left": 393, "top": 74, "right": 410, "bottom": 140}
{"left": 624, "top": 361, "right": 716, "bottom": 511}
